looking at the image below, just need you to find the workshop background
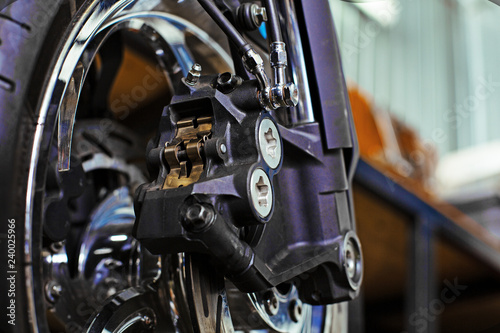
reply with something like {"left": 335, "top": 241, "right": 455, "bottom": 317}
{"left": 330, "top": 0, "right": 500, "bottom": 332}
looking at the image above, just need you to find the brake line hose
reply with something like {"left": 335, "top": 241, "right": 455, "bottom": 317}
{"left": 197, "top": 0, "right": 298, "bottom": 110}
{"left": 263, "top": 0, "right": 282, "bottom": 43}
{"left": 197, "top": 0, "right": 252, "bottom": 55}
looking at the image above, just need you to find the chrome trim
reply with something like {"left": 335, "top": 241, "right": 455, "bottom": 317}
{"left": 57, "top": 10, "right": 233, "bottom": 171}
{"left": 280, "top": 0, "right": 315, "bottom": 124}
{"left": 25, "top": 1, "right": 232, "bottom": 331}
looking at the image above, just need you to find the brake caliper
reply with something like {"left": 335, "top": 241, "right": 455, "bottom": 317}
{"left": 134, "top": 66, "right": 362, "bottom": 304}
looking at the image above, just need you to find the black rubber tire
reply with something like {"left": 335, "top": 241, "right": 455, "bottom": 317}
{"left": 0, "top": 1, "right": 91, "bottom": 332}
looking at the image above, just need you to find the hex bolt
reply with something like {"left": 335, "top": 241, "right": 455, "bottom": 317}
{"left": 45, "top": 280, "right": 63, "bottom": 303}
{"left": 186, "top": 63, "right": 202, "bottom": 85}
{"left": 263, "top": 291, "right": 279, "bottom": 316}
{"left": 258, "top": 118, "right": 281, "bottom": 169}
{"left": 183, "top": 203, "right": 215, "bottom": 232}
{"left": 283, "top": 83, "right": 299, "bottom": 107}
{"left": 251, "top": 4, "right": 267, "bottom": 27}
{"left": 289, "top": 299, "right": 303, "bottom": 322}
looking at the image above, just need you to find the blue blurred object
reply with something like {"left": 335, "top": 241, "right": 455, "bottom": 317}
{"left": 259, "top": 23, "right": 267, "bottom": 39}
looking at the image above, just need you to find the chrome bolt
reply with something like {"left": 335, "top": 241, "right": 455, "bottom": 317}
{"left": 251, "top": 4, "right": 267, "bottom": 27}
{"left": 220, "top": 143, "right": 227, "bottom": 154}
{"left": 283, "top": 83, "right": 299, "bottom": 107}
{"left": 184, "top": 203, "right": 215, "bottom": 232}
{"left": 186, "top": 63, "right": 202, "bottom": 85}
{"left": 263, "top": 291, "right": 279, "bottom": 316}
{"left": 142, "top": 315, "right": 155, "bottom": 329}
{"left": 289, "top": 299, "right": 303, "bottom": 322}
{"left": 45, "top": 280, "right": 63, "bottom": 303}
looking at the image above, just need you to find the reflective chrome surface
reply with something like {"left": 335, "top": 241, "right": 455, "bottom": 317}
{"left": 26, "top": 2, "right": 232, "bottom": 330}
{"left": 57, "top": 9, "right": 233, "bottom": 171}
{"left": 228, "top": 283, "right": 315, "bottom": 333}
{"left": 279, "top": 0, "right": 315, "bottom": 125}
{"left": 78, "top": 186, "right": 160, "bottom": 294}
{"left": 25, "top": 0, "right": 346, "bottom": 331}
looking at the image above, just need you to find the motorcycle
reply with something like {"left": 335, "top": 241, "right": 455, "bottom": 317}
{"left": 0, "top": 0, "right": 361, "bottom": 332}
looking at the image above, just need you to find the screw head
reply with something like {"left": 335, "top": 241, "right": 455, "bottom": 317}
{"left": 258, "top": 118, "right": 281, "bottom": 169}
{"left": 263, "top": 291, "right": 279, "bottom": 316}
{"left": 183, "top": 203, "right": 215, "bottom": 232}
{"left": 220, "top": 143, "right": 227, "bottom": 154}
{"left": 186, "top": 63, "right": 202, "bottom": 85}
{"left": 249, "top": 168, "right": 273, "bottom": 219}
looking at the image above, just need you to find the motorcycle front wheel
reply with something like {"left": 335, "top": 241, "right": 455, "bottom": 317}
{"left": 0, "top": 0, "right": 346, "bottom": 332}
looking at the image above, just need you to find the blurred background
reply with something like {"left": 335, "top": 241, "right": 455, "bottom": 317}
{"left": 329, "top": 0, "right": 500, "bottom": 332}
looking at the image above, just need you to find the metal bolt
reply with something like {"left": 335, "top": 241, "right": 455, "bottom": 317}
{"left": 184, "top": 203, "right": 215, "bottom": 232}
{"left": 289, "top": 299, "right": 303, "bottom": 322}
{"left": 283, "top": 83, "right": 299, "bottom": 107}
{"left": 251, "top": 4, "right": 267, "bottom": 27}
{"left": 186, "top": 63, "right": 202, "bottom": 85}
{"left": 142, "top": 315, "right": 155, "bottom": 329}
{"left": 263, "top": 291, "right": 279, "bottom": 316}
{"left": 45, "top": 280, "right": 63, "bottom": 303}
{"left": 343, "top": 232, "right": 363, "bottom": 290}
{"left": 220, "top": 143, "right": 227, "bottom": 154}
{"left": 345, "top": 246, "right": 356, "bottom": 279}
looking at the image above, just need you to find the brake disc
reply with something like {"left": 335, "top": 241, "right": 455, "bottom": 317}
{"left": 184, "top": 255, "right": 234, "bottom": 333}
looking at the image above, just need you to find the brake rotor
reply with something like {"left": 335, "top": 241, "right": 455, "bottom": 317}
{"left": 184, "top": 254, "right": 235, "bottom": 333}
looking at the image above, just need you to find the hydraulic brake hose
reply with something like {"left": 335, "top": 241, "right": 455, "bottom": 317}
{"left": 263, "top": 0, "right": 282, "bottom": 43}
{"left": 197, "top": 0, "right": 252, "bottom": 55}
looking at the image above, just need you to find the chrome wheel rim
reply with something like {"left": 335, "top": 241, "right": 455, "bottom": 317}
{"left": 26, "top": 1, "right": 231, "bottom": 331}
{"left": 24, "top": 0, "right": 347, "bottom": 331}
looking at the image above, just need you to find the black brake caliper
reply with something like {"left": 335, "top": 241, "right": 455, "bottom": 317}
{"left": 134, "top": 69, "right": 362, "bottom": 305}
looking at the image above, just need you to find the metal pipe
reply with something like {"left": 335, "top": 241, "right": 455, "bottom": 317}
{"left": 278, "top": 0, "right": 315, "bottom": 124}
